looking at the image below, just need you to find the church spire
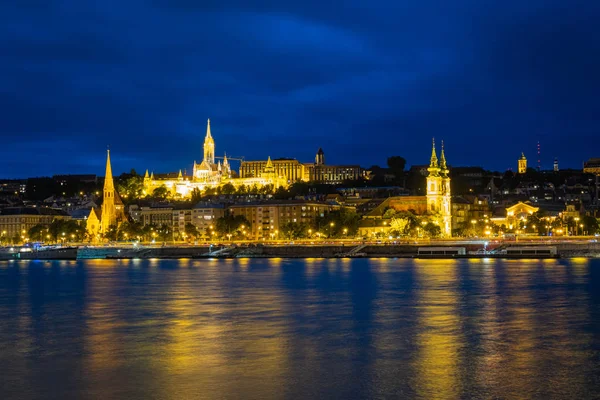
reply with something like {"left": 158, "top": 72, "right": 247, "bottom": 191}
{"left": 439, "top": 140, "right": 448, "bottom": 172}
{"left": 203, "top": 118, "right": 215, "bottom": 165}
{"left": 104, "top": 149, "right": 114, "bottom": 191}
{"left": 429, "top": 138, "right": 438, "bottom": 168}
{"left": 206, "top": 118, "right": 212, "bottom": 139}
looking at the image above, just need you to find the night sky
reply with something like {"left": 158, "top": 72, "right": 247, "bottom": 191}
{"left": 1, "top": 0, "right": 599, "bottom": 178}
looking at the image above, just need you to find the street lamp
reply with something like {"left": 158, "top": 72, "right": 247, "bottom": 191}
{"left": 580, "top": 224, "right": 584, "bottom": 236}
{"left": 574, "top": 217, "right": 580, "bottom": 235}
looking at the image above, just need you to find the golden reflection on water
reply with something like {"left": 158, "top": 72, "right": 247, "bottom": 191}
{"left": 2, "top": 258, "right": 597, "bottom": 399}
{"left": 414, "top": 259, "right": 462, "bottom": 398}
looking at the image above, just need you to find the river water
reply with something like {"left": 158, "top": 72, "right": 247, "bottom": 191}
{"left": 0, "top": 258, "right": 599, "bottom": 399}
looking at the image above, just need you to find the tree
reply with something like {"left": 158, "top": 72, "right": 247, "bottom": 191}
{"left": 117, "top": 221, "right": 145, "bottom": 241}
{"left": 157, "top": 224, "right": 172, "bottom": 242}
{"left": 151, "top": 185, "right": 169, "bottom": 200}
{"left": 387, "top": 156, "right": 406, "bottom": 180}
{"left": 103, "top": 224, "right": 118, "bottom": 242}
{"left": 221, "top": 183, "right": 236, "bottom": 195}
{"left": 190, "top": 188, "right": 203, "bottom": 204}
{"left": 214, "top": 212, "right": 251, "bottom": 239}
{"left": 184, "top": 223, "right": 200, "bottom": 241}
{"left": 117, "top": 175, "right": 144, "bottom": 201}
{"left": 28, "top": 224, "right": 47, "bottom": 242}
{"left": 280, "top": 222, "right": 312, "bottom": 240}
{"left": 582, "top": 215, "right": 599, "bottom": 235}
{"left": 422, "top": 222, "right": 441, "bottom": 238}
{"left": 315, "top": 208, "right": 361, "bottom": 238}
{"left": 48, "top": 219, "right": 85, "bottom": 243}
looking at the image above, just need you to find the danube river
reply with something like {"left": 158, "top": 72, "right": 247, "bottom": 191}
{"left": 0, "top": 258, "right": 599, "bottom": 399}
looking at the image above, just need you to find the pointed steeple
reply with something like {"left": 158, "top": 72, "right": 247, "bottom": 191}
{"left": 223, "top": 153, "right": 228, "bottom": 166}
{"left": 178, "top": 169, "right": 183, "bottom": 180}
{"left": 104, "top": 149, "right": 114, "bottom": 191}
{"left": 150, "top": 171, "right": 154, "bottom": 180}
{"left": 144, "top": 169, "right": 149, "bottom": 179}
{"left": 429, "top": 138, "right": 438, "bottom": 168}
{"left": 440, "top": 140, "right": 447, "bottom": 170}
{"left": 206, "top": 118, "right": 212, "bottom": 139}
{"left": 203, "top": 118, "right": 215, "bottom": 165}
{"left": 266, "top": 156, "right": 273, "bottom": 168}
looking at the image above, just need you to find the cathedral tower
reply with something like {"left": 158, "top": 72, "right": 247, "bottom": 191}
{"left": 203, "top": 119, "right": 215, "bottom": 166}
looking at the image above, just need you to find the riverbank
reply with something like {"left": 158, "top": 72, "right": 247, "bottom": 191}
{"left": 3, "top": 241, "right": 600, "bottom": 260}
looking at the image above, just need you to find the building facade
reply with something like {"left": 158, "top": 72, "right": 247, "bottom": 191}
{"left": 228, "top": 201, "right": 341, "bottom": 240}
{"left": 0, "top": 207, "right": 71, "bottom": 243}
{"left": 240, "top": 158, "right": 305, "bottom": 183}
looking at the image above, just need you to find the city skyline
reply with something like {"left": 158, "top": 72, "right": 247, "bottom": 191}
{"left": 0, "top": 129, "right": 591, "bottom": 180}
{"left": 2, "top": 1, "right": 600, "bottom": 178}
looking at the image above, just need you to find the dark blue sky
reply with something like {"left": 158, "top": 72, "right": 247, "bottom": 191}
{"left": 1, "top": 0, "right": 599, "bottom": 178}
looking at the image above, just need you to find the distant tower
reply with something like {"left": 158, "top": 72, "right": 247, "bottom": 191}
{"left": 518, "top": 152, "right": 527, "bottom": 174}
{"left": 537, "top": 141, "right": 541, "bottom": 171}
{"left": 315, "top": 148, "right": 325, "bottom": 165}
{"left": 100, "top": 149, "right": 116, "bottom": 234}
{"left": 223, "top": 153, "right": 231, "bottom": 178}
{"left": 554, "top": 158, "right": 559, "bottom": 172}
{"left": 203, "top": 119, "right": 215, "bottom": 166}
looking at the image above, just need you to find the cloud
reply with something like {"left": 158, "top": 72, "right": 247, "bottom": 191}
{"left": 0, "top": 0, "right": 599, "bottom": 178}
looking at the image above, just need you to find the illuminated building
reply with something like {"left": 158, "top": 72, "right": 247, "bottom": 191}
{"left": 490, "top": 201, "right": 539, "bottom": 230}
{"left": 228, "top": 200, "right": 341, "bottom": 240}
{"left": 136, "top": 203, "right": 225, "bottom": 240}
{"left": 358, "top": 140, "right": 452, "bottom": 237}
{"left": 241, "top": 147, "right": 365, "bottom": 185}
{"left": 86, "top": 150, "right": 126, "bottom": 238}
{"left": 0, "top": 207, "right": 71, "bottom": 241}
{"left": 426, "top": 140, "right": 452, "bottom": 236}
{"left": 518, "top": 152, "right": 527, "bottom": 174}
{"left": 583, "top": 158, "right": 600, "bottom": 204}
{"left": 240, "top": 158, "right": 305, "bottom": 183}
{"left": 143, "top": 120, "right": 286, "bottom": 198}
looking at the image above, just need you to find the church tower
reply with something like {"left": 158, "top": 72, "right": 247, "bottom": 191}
{"left": 426, "top": 139, "right": 452, "bottom": 237}
{"left": 100, "top": 149, "right": 116, "bottom": 234}
{"left": 518, "top": 152, "right": 527, "bottom": 174}
{"left": 203, "top": 119, "right": 215, "bottom": 166}
{"left": 426, "top": 139, "right": 442, "bottom": 214}
{"left": 439, "top": 141, "right": 452, "bottom": 236}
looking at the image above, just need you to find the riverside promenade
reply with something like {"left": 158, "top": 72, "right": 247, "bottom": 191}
{"left": 73, "top": 239, "right": 600, "bottom": 259}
